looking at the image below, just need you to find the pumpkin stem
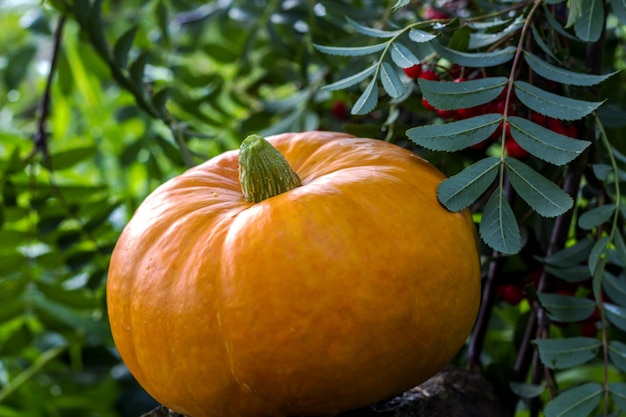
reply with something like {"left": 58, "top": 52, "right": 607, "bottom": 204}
{"left": 238, "top": 134, "right": 302, "bottom": 203}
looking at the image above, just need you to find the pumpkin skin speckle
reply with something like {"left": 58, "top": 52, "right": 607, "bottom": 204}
{"left": 107, "top": 131, "right": 481, "bottom": 417}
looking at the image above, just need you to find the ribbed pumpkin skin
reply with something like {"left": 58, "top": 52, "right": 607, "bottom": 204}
{"left": 106, "top": 131, "right": 481, "bottom": 417}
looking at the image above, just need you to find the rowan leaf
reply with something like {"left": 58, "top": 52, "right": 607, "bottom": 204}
{"left": 609, "top": 341, "right": 626, "bottom": 372}
{"left": 437, "top": 157, "right": 500, "bottom": 212}
{"left": 523, "top": 51, "right": 618, "bottom": 86}
{"left": 406, "top": 113, "right": 501, "bottom": 151}
{"left": 514, "top": 81, "right": 604, "bottom": 121}
{"left": 346, "top": 17, "right": 402, "bottom": 38}
{"left": 578, "top": 205, "right": 615, "bottom": 230}
{"left": 610, "top": 0, "right": 626, "bottom": 24}
{"left": 603, "top": 272, "right": 626, "bottom": 307}
{"left": 609, "top": 382, "right": 626, "bottom": 413}
{"left": 504, "top": 158, "right": 573, "bottom": 217}
{"left": 418, "top": 77, "right": 507, "bottom": 110}
{"left": 431, "top": 42, "right": 516, "bottom": 67}
{"left": 314, "top": 42, "right": 388, "bottom": 57}
{"left": 322, "top": 65, "right": 377, "bottom": 91}
{"left": 379, "top": 62, "right": 404, "bottom": 98}
{"left": 409, "top": 28, "right": 437, "bottom": 43}
{"left": 533, "top": 337, "right": 601, "bottom": 369}
{"left": 574, "top": 0, "right": 604, "bottom": 42}
{"left": 508, "top": 116, "right": 590, "bottom": 166}
{"left": 544, "top": 384, "right": 602, "bottom": 417}
{"left": 351, "top": 77, "right": 378, "bottom": 115}
{"left": 480, "top": 190, "right": 521, "bottom": 254}
{"left": 391, "top": 42, "right": 420, "bottom": 68}
{"left": 113, "top": 26, "right": 139, "bottom": 68}
{"left": 537, "top": 293, "right": 597, "bottom": 322}
{"left": 605, "top": 303, "right": 626, "bottom": 332}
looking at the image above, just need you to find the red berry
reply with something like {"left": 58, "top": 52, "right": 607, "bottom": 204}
{"left": 421, "top": 96, "right": 436, "bottom": 111}
{"left": 498, "top": 284, "right": 525, "bottom": 305}
{"left": 530, "top": 112, "right": 547, "bottom": 126}
{"left": 437, "top": 109, "right": 456, "bottom": 119}
{"left": 457, "top": 106, "right": 482, "bottom": 119}
{"left": 565, "top": 124, "right": 578, "bottom": 138}
{"left": 419, "top": 70, "right": 439, "bottom": 81}
{"left": 547, "top": 118, "right": 568, "bottom": 136}
{"left": 423, "top": 7, "right": 448, "bottom": 20}
{"left": 580, "top": 319, "right": 598, "bottom": 338}
{"left": 331, "top": 101, "right": 349, "bottom": 119}
{"left": 505, "top": 138, "right": 529, "bottom": 159}
{"left": 403, "top": 64, "right": 423, "bottom": 79}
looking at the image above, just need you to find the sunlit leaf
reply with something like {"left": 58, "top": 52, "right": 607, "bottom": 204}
{"left": 505, "top": 158, "right": 573, "bottom": 217}
{"left": 314, "top": 42, "right": 388, "bottom": 56}
{"left": 544, "top": 383, "right": 602, "bottom": 417}
{"left": 347, "top": 17, "right": 401, "bottom": 38}
{"left": 605, "top": 303, "right": 626, "bottom": 331}
{"left": 322, "top": 65, "right": 377, "bottom": 91}
{"left": 418, "top": 77, "right": 507, "bottom": 110}
{"left": 409, "top": 28, "right": 437, "bottom": 43}
{"left": 609, "top": 341, "right": 626, "bottom": 372}
{"left": 391, "top": 42, "right": 419, "bottom": 68}
{"left": 533, "top": 337, "right": 601, "bottom": 369}
{"left": 514, "top": 81, "right": 604, "bottom": 121}
{"left": 431, "top": 42, "right": 516, "bottom": 67}
{"left": 574, "top": 0, "right": 604, "bottom": 42}
{"left": 578, "top": 204, "right": 615, "bottom": 229}
{"left": 379, "top": 62, "right": 404, "bottom": 98}
{"left": 524, "top": 51, "right": 617, "bottom": 86}
{"left": 351, "top": 77, "right": 378, "bottom": 115}
{"left": 407, "top": 114, "right": 501, "bottom": 151}
{"left": 437, "top": 157, "right": 500, "bottom": 212}
{"left": 508, "top": 116, "right": 590, "bottom": 165}
{"left": 537, "top": 293, "right": 597, "bottom": 322}
{"left": 480, "top": 190, "right": 521, "bottom": 254}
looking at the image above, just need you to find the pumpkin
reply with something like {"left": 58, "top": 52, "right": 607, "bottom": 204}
{"left": 107, "top": 131, "right": 481, "bottom": 417}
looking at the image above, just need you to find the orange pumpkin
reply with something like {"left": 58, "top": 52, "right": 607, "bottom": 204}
{"left": 107, "top": 131, "right": 481, "bottom": 417}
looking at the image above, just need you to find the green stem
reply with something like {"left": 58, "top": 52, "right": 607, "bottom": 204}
{"left": 238, "top": 135, "right": 301, "bottom": 203}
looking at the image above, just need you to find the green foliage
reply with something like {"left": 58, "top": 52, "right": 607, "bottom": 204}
{"left": 2, "top": 1, "right": 626, "bottom": 417}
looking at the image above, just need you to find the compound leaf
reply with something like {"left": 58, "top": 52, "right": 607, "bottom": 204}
{"left": 523, "top": 51, "right": 617, "bottom": 86}
{"left": 351, "top": 77, "right": 378, "bottom": 115}
{"left": 380, "top": 62, "right": 404, "bottom": 98}
{"left": 480, "top": 190, "right": 521, "bottom": 254}
{"left": 322, "top": 65, "right": 377, "bottom": 91}
{"left": 533, "top": 337, "right": 601, "bottom": 369}
{"left": 431, "top": 42, "right": 516, "bottom": 67}
{"left": 418, "top": 77, "right": 507, "bottom": 110}
{"left": 406, "top": 113, "right": 501, "bottom": 151}
{"left": 538, "top": 293, "right": 597, "bottom": 322}
{"left": 544, "top": 383, "right": 602, "bottom": 417}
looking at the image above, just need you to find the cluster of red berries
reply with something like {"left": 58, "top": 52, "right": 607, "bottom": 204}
{"left": 403, "top": 63, "right": 579, "bottom": 158}
{"left": 496, "top": 269, "right": 600, "bottom": 338}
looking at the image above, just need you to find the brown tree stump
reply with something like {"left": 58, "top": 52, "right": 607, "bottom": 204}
{"left": 140, "top": 365, "right": 511, "bottom": 417}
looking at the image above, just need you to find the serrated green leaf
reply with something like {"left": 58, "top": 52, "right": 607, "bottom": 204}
{"left": 603, "top": 272, "right": 626, "bottom": 307}
{"left": 469, "top": 17, "right": 523, "bottom": 49}
{"left": 508, "top": 116, "right": 590, "bottom": 166}
{"left": 538, "top": 293, "right": 597, "bottom": 322}
{"left": 314, "top": 42, "right": 388, "bottom": 57}
{"left": 524, "top": 51, "right": 618, "bottom": 86}
{"left": 574, "top": 0, "right": 604, "bottom": 42}
{"left": 437, "top": 157, "right": 500, "bottom": 212}
{"left": 544, "top": 3, "right": 579, "bottom": 40}
{"left": 610, "top": 0, "right": 626, "bottom": 24}
{"left": 578, "top": 204, "right": 615, "bottom": 230}
{"left": 347, "top": 17, "right": 401, "bottom": 38}
{"left": 544, "top": 383, "right": 602, "bottom": 417}
{"left": 113, "top": 26, "right": 139, "bottom": 68}
{"left": 505, "top": 158, "right": 573, "bottom": 217}
{"left": 380, "top": 62, "right": 404, "bottom": 98}
{"left": 513, "top": 81, "right": 604, "bottom": 121}
{"left": 480, "top": 190, "right": 521, "bottom": 254}
{"left": 431, "top": 42, "right": 515, "bottom": 67}
{"left": 531, "top": 25, "right": 559, "bottom": 61}
{"left": 567, "top": 0, "right": 584, "bottom": 27}
{"left": 393, "top": 0, "right": 410, "bottom": 11}
{"left": 418, "top": 77, "right": 507, "bottom": 110}
{"left": 408, "top": 28, "right": 437, "bottom": 43}
{"left": 351, "top": 77, "right": 378, "bottom": 115}
{"left": 605, "top": 303, "right": 626, "bottom": 331}
{"left": 533, "top": 337, "right": 601, "bottom": 369}
{"left": 391, "top": 43, "right": 419, "bottom": 68}
{"left": 542, "top": 238, "right": 595, "bottom": 267}
{"left": 545, "top": 265, "right": 592, "bottom": 282}
{"left": 322, "top": 65, "right": 377, "bottom": 91}
{"left": 406, "top": 113, "right": 501, "bottom": 151}
{"left": 609, "top": 341, "right": 626, "bottom": 372}
{"left": 609, "top": 382, "right": 626, "bottom": 412}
